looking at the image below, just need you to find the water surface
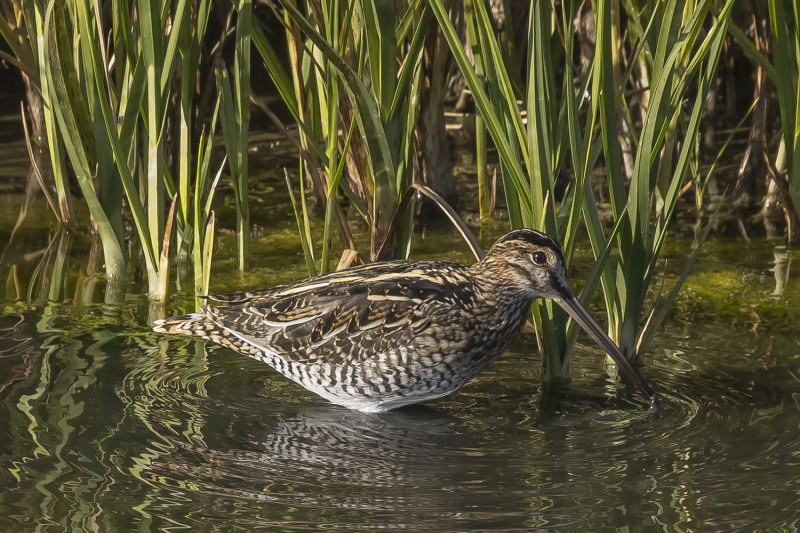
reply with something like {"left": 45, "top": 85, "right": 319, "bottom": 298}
{"left": 0, "top": 298, "right": 798, "bottom": 531}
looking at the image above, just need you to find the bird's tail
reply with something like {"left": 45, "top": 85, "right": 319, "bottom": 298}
{"left": 153, "top": 313, "right": 260, "bottom": 358}
{"left": 153, "top": 311, "right": 268, "bottom": 360}
{"left": 152, "top": 313, "right": 212, "bottom": 338}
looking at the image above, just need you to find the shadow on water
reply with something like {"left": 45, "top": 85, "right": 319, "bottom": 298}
{"left": 1, "top": 302, "right": 798, "bottom": 531}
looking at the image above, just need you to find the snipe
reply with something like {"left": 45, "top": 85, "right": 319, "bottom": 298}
{"left": 153, "top": 229, "right": 655, "bottom": 412}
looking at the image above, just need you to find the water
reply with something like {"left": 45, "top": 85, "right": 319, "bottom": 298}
{"left": 0, "top": 298, "right": 798, "bottom": 531}
{"left": 1, "top": 131, "right": 800, "bottom": 531}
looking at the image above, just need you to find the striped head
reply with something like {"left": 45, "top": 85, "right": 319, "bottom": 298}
{"left": 481, "top": 228, "right": 570, "bottom": 301}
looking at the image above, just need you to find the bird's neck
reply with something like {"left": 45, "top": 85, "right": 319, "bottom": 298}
{"left": 469, "top": 256, "right": 537, "bottom": 309}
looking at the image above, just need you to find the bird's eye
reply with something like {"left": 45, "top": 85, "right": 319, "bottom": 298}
{"left": 531, "top": 251, "right": 547, "bottom": 265}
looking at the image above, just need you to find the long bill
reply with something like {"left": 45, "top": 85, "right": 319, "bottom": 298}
{"left": 555, "top": 294, "right": 655, "bottom": 402}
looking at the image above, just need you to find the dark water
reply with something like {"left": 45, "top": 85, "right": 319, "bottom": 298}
{"left": 1, "top": 133, "right": 800, "bottom": 531}
{"left": 0, "top": 296, "right": 798, "bottom": 531}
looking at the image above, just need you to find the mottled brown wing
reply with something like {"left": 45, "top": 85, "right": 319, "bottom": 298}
{"left": 202, "top": 261, "right": 473, "bottom": 366}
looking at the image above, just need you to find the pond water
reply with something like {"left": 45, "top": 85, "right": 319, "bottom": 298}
{"left": 1, "top": 130, "right": 799, "bottom": 531}
{"left": 1, "top": 302, "right": 798, "bottom": 531}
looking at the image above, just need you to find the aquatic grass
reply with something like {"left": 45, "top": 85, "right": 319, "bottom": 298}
{"left": 34, "top": 228, "right": 70, "bottom": 302}
{"left": 255, "top": 2, "right": 353, "bottom": 273}
{"left": 192, "top": 98, "right": 224, "bottom": 309}
{"left": 0, "top": 225, "right": 72, "bottom": 302}
{"left": 431, "top": 0, "right": 734, "bottom": 377}
{"left": 320, "top": 118, "right": 358, "bottom": 272}
{"left": 464, "top": 0, "right": 491, "bottom": 221}
{"left": 24, "top": 0, "right": 227, "bottom": 305}
{"left": 595, "top": 0, "right": 734, "bottom": 358}
{"left": 1, "top": 0, "right": 76, "bottom": 227}
{"left": 216, "top": 0, "right": 252, "bottom": 271}
{"left": 378, "top": 183, "right": 484, "bottom": 262}
{"left": 768, "top": 0, "right": 800, "bottom": 227}
{"left": 176, "top": 0, "right": 213, "bottom": 259}
{"left": 285, "top": 168, "right": 318, "bottom": 277}
{"left": 20, "top": 102, "right": 59, "bottom": 224}
{"left": 256, "top": 0, "right": 431, "bottom": 267}
{"left": 691, "top": 102, "right": 754, "bottom": 217}
{"left": 567, "top": 0, "right": 734, "bottom": 363}
{"left": 0, "top": 1, "right": 37, "bottom": 81}
{"left": 34, "top": 0, "right": 128, "bottom": 283}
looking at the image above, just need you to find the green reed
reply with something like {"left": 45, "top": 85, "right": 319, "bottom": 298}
{"left": 216, "top": 0, "right": 252, "bottom": 271}
{"left": 21, "top": 0, "right": 229, "bottom": 305}
{"left": 192, "top": 99, "right": 223, "bottom": 310}
{"left": 33, "top": 0, "right": 127, "bottom": 284}
{"left": 768, "top": 0, "right": 800, "bottom": 219}
{"left": 464, "top": 0, "right": 491, "bottom": 221}
{"left": 255, "top": 0, "right": 432, "bottom": 270}
{"left": 432, "top": 0, "right": 734, "bottom": 377}
{"left": 597, "top": 0, "right": 733, "bottom": 358}
{"left": 0, "top": 0, "right": 76, "bottom": 227}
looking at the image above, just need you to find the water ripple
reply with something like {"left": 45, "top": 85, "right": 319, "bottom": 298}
{"left": 1, "top": 307, "right": 799, "bottom": 530}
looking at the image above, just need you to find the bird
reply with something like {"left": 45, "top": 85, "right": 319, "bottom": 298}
{"left": 153, "top": 228, "right": 655, "bottom": 413}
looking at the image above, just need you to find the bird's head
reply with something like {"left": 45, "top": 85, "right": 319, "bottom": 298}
{"left": 482, "top": 228, "right": 571, "bottom": 301}
{"left": 479, "top": 228, "right": 656, "bottom": 403}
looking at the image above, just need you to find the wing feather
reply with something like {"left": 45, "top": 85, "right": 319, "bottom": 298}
{"left": 201, "top": 261, "right": 473, "bottom": 365}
